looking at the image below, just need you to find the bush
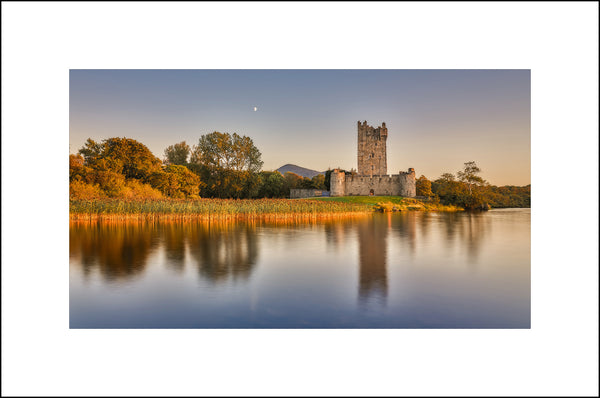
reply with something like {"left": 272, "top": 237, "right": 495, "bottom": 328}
{"left": 148, "top": 165, "right": 202, "bottom": 198}
{"left": 70, "top": 180, "right": 107, "bottom": 200}
{"left": 119, "top": 180, "right": 163, "bottom": 200}
{"left": 374, "top": 202, "right": 395, "bottom": 212}
{"left": 92, "top": 169, "right": 127, "bottom": 197}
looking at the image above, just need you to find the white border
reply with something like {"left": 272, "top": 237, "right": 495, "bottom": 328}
{"left": 2, "top": 2, "right": 598, "bottom": 396}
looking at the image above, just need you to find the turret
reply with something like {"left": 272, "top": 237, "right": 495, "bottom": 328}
{"left": 330, "top": 169, "right": 346, "bottom": 197}
{"left": 406, "top": 168, "right": 416, "bottom": 197}
{"left": 380, "top": 122, "right": 388, "bottom": 140}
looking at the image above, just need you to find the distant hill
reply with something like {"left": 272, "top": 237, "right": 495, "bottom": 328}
{"left": 276, "top": 164, "right": 325, "bottom": 179}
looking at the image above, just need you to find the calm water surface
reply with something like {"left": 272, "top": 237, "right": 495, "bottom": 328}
{"left": 70, "top": 209, "right": 530, "bottom": 328}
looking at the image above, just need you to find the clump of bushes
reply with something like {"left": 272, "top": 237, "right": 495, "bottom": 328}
{"left": 374, "top": 202, "right": 397, "bottom": 212}
{"left": 70, "top": 180, "right": 107, "bottom": 200}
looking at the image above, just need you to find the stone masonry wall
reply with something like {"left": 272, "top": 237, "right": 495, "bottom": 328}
{"left": 357, "top": 121, "right": 387, "bottom": 176}
{"left": 290, "top": 189, "right": 329, "bottom": 199}
{"left": 330, "top": 168, "right": 416, "bottom": 197}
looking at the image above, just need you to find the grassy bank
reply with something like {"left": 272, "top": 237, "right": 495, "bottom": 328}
{"left": 70, "top": 196, "right": 461, "bottom": 221}
{"left": 309, "top": 196, "right": 462, "bottom": 212}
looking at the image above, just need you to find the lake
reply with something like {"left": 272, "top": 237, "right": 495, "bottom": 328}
{"left": 70, "top": 209, "right": 530, "bottom": 328}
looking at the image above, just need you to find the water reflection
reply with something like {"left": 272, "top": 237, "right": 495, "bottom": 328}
{"left": 390, "top": 212, "right": 418, "bottom": 255}
{"left": 70, "top": 210, "right": 529, "bottom": 328}
{"left": 162, "top": 223, "right": 187, "bottom": 272}
{"left": 70, "top": 222, "right": 159, "bottom": 282}
{"left": 70, "top": 213, "right": 491, "bottom": 285}
{"left": 187, "top": 222, "right": 258, "bottom": 283}
{"left": 70, "top": 221, "right": 259, "bottom": 284}
{"left": 436, "top": 212, "right": 489, "bottom": 264}
{"left": 357, "top": 215, "right": 389, "bottom": 305}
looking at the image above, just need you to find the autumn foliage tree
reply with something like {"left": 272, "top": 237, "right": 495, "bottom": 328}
{"left": 416, "top": 175, "right": 433, "bottom": 197}
{"left": 457, "top": 161, "right": 486, "bottom": 196}
{"left": 79, "top": 137, "right": 162, "bottom": 180}
{"left": 189, "top": 132, "right": 264, "bottom": 198}
{"left": 430, "top": 162, "right": 492, "bottom": 210}
{"left": 163, "top": 141, "right": 191, "bottom": 166}
{"left": 72, "top": 137, "right": 198, "bottom": 200}
{"left": 148, "top": 165, "right": 204, "bottom": 198}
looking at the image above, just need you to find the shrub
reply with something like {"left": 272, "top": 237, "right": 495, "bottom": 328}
{"left": 70, "top": 180, "right": 107, "bottom": 200}
{"left": 120, "top": 180, "right": 163, "bottom": 200}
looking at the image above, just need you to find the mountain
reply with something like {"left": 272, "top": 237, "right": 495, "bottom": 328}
{"left": 276, "top": 164, "right": 325, "bottom": 179}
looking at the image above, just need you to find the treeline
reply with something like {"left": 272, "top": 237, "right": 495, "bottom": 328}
{"left": 69, "top": 133, "right": 327, "bottom": 200}
{"left": 70, "top": 135, "right": 530, "bottom": 208}
{"left": 416, "top": 162, "right": 530, "bottom": 209}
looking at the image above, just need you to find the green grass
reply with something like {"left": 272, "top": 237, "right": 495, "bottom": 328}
{"left": 309, "top": 195, "right": 410, "bottom": 205}
{"left": 309, "top": 196, "right": 462, "bottom": 211}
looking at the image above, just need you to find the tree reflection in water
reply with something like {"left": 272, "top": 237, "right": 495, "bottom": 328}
{"left": 438, "top": 211, "right": 488, "bottom": 264}
{"left": 161, "top": 222, "right": 187, "bottom": 272}
{"left": 187, "top": 221, "right": 258, "bottom": 283}
{"left": 70, "top": 220, "right": 260, "bottom": 284}
{"left": 69, "top": 222, "right": 159, "bottom": 282}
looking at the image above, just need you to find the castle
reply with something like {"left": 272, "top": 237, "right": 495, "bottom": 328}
{"left": 330, "top": 121, "right": 416, "bottom": 197}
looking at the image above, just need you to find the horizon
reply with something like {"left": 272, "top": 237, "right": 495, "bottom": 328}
{"left": 70, "top": 69, "right": 531, "bottom": 186}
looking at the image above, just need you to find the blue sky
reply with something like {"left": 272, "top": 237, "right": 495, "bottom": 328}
{"left": 70, "top": 69, "right": 530, "bottom": 185}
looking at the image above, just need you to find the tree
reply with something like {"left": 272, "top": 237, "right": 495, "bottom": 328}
{"left": 258, "top": 171, "right": 286, "bottom": 198}
{"left": 165, "top": 165, "right": 203, "bottom": 197}
{"left": 416, "top": 175, "right": 433, "bottom": 197}
{"left": 79, "top": 137, "right": 162, "bottom": 180}
{"left": 189, "top": 132, "right": 264, "bottom": 198}
{"left": 439, "top": 172, "right": 456, "bottom": 182}
{"left": 78, "top": 138, "right": 102, "bottom": 165}
{"left": 164, "top": 141, "right": 190, "bottom": 165}
{"left": 240, "top": 171, "right": 262, "bottom": 199}
{"left": 283, "top": 172, "right": 303, "bottom": 189}
{"left": 432, "top": 172, "right": 465, "bottom": 205}
{"left": 148, "top": 165, "right": 203, "bottom": 198}
{"left": 457, "top": 161, "right": 486, "bottom": 195}
{"left": 69, "top": 154, "right": 90, "bottom": 182}
{"left": 190, "top": 132, "right": 263, "bottom": 172}
{"left": 310, "top": 174, "right": 326, "bottom": 190}
{"left": 432, "top": 162, "right": 490, "bottom": 210}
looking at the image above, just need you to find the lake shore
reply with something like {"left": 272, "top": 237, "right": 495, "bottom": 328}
{"left": 69, "top": 196, "right": 462, "bottom": 221}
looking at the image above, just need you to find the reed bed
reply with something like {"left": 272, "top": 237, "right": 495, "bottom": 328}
{"left": 69, "top": 198, "right": 373, "bottom": 221}
{"left": 69, "top": 212, "right": 373, "bottom": 225}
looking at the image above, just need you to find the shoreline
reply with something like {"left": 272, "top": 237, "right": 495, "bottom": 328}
{"left": 69, "top": 196, "right": 464, "bottom": 221}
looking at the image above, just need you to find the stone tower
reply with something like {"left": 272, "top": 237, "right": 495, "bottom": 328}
{"left": 330, "top": 169, "right": 346, "bottom": 197}
{"left": 357, "top": 121, "right": 387, "bottom": 176}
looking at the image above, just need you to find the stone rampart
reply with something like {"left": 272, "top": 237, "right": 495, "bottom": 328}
{"left": 290, "top": 189, "right": 330, "bottom": 199}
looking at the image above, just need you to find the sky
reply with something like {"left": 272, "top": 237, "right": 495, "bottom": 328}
{"left": 70, "top": 69, "right": 530, "bottom": 186}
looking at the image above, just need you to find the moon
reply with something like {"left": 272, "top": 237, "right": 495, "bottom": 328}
{"left": 253, "top": 106, "right": 258, "bottom": 112}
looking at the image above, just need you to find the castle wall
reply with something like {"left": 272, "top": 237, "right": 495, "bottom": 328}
{"left": 290, "top": 189, "right": 329, "bottom": 199}
{"left": 357, "top": 121, "right": 387, "bottom": 176}
{"left": 330, "top": 169, "right": 416, "bottom": 197}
